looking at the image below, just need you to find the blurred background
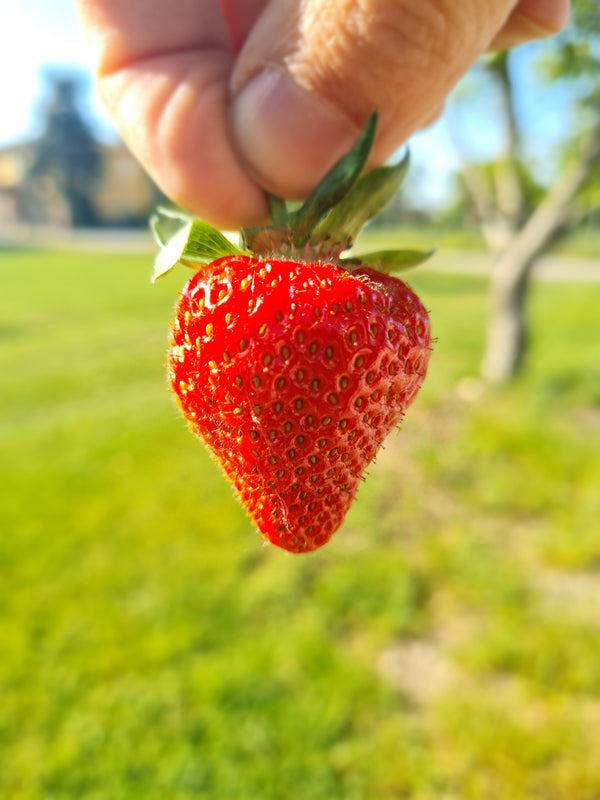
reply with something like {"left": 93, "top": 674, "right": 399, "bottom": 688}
{"left": 1, "top": 1, "right": 599, "bottom": 797}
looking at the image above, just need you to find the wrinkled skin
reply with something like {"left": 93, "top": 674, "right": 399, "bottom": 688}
{"left": 76, "top": 0, "right": 569, "bottom": 228}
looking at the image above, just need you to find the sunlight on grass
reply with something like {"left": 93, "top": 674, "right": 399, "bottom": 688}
{"left": 1, "top": 246, "right": 599, "bottom": 798}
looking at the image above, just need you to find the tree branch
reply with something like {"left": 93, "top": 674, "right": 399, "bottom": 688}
{"left": 492, "top": 123, "right": 600, "bottom": 290}
{"left": 487, "top": 52, "right": 525, "bottom": 227}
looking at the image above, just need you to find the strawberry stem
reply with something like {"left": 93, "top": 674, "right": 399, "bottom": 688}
{"left": 266, "top": 192, "right": 289, "bottom": 226}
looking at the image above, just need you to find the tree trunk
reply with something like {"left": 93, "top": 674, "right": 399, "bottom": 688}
{"left": 481, "top": 124, "right": 600, "bottom": 384}
{"left": 482, "top": 259, "right": 530, "bottom": 383}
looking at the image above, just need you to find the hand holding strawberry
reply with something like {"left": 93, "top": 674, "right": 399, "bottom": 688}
{"left": 154, "top": 114, "right": 432, "bottom": 553}
{"left": 76, "top": 0, "right": 569, "bottom": 229}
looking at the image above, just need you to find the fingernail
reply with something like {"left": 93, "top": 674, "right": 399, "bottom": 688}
{"left": 230, "top": 69, "right": 359, "bottom": 199}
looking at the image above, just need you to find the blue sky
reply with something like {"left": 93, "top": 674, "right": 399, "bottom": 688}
{"left": 1, "top": 0, "right": 109, "bottom": 145}
{"left": 1, "top": 0, "right": 578, "bottom": 210}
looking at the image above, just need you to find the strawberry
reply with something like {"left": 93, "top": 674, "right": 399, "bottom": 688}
{"left": 152, "top": 113, "right": 432, "bottom": 553}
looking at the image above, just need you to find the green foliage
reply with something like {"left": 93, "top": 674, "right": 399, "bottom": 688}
{"left": 540, "top": 0, "right": 600, "bottom": 94}
{"left": 451, "top": 3, "right": 600, "bottom": 238}
{"left": 1, "top": 247, "right": 600, "bottom": 798}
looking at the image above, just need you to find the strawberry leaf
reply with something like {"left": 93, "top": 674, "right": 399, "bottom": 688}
{"left": 266, "top": 192, "right": 289, "bottom": 226}
{"left": 150, "top": 206, "right": 193, "bottom": 248}
{"left": 152, "top": 218, "right": 248, "bottom": 282}
{"left": 289, "top": 111, "right": 378, "bottom": 242}
{"left": 181, "top": 220, "right": 247, "bottom": 264}
{"left": 313, "top": 151, "right": 409, "bottom": 245}
{"left": 344, "top": 248, "right": 435, "bottom": 273}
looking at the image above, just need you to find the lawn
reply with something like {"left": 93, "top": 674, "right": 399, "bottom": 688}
{"left": 1, "top": 245, "right": 599, "bottom": 799}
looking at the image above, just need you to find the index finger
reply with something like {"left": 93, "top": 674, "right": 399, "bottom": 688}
{"left": 75, "top": 0, "right": 269, "bottom": 228}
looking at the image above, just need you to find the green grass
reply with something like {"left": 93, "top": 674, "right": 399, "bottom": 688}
{"left": 1, "top": 247, "right": 600, "bottom": 798}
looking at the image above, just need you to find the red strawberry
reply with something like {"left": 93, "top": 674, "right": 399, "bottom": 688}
{"left": 153, "top": 113, "right": 432, "bottom": 553}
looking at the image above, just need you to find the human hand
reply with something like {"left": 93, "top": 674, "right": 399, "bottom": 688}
{"left": 75, "top": 0, "right": 570, "bottom": 229}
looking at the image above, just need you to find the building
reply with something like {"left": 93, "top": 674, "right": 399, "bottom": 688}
{"left": 0, "top": 75, "right": 158, "bottom": 234}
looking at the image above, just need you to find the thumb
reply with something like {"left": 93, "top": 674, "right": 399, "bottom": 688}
{"left": 229, "top": 0, "right": 520, "bottom": 199}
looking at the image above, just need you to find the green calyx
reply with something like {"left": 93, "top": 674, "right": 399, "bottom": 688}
{"left": 151, "top": 112, "right": 433, "bottom": 283}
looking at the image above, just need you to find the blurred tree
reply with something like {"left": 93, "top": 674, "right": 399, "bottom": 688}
{"left": 450, "top": 0, "right": 600, "bottom": 383}
{"left": 29, "top": 71, "right": 103, "bottom": 227}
